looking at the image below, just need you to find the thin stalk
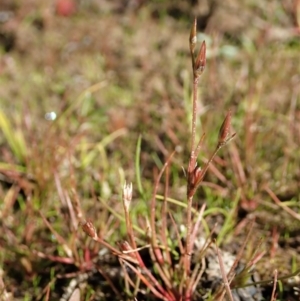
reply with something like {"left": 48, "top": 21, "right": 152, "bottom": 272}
{"left": 190, "top": 257, "right": 205, "bottom": 293}
{"left": 270, "top": 270, "right": 278, "bottom": 301}
{"left": 227, "top": 218, "right": 254, "bottom": 280}
{"left": 119, "top": 259, "right": 132, "bottom": 296}
{"left": 200, "top": 146, "right": 221, "bottom": 179}
{"left": 118, "top": 241, "right": 174, "bottom": 299}
{"left": 215, "top": 243, "right": 234, "bottom": 301}
{"left": 150, "top": 152, "right": 175, "bottom": 265}
{"left": 191, "top": 78, "right": 199, "bottom": 156}
{"left": 194, "top": 133, "right": 206, "bottom": 160}
{"left": 188, "top": 145, "right": 221, "bottom": 198}
{"left": 148, "top": 243, "right": 173, "bottom": 291}
{"left": 190, "top": 203, "right": 206, "bottom": 252}
{"left": 122, "top": 260, "right": 173, "bottom": 301}
{"left": 123, "top": 205, "right": 143, "bottom": 265}
{"left": 184, "top": 195, "right": 193, "bottom": 283}
{"left": 117, "top": 240, "right": 174, "bottom": 298}
{"left": 239, "top": 268, "right": 300, "bottom": 288}
{"left": 169, "top": 212, "right": 184, "bottom": 254}
{"left": 184, "top": 77, "right": 200, "bottom": 288}
{"left": 161, "top": 164, "right": 172, "bottom": 267}
{"left": 135, "top": 135, "right": 144, "bottom": 196}
{"left": 97, "top": 267, "right": 122, "bottom": 298}
{"left": 185, "top": 147, "right": 219, "bottom": 282}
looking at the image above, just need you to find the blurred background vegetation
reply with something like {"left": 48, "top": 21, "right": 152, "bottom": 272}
{"left": 0, "top": 0, "right": 299, "bottom": 300}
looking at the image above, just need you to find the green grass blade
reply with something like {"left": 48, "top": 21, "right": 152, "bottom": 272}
{"left": 217, "top": 188, "right": 241, "bottom": 245}
{"left": 0, "top": 110, "right": 27, "bottom": 163}
{"left": 135, "top": 134, "right": 144, "bottom": 196}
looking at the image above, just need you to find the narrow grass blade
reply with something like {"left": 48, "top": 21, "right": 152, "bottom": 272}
{"left": 135, "top": 134, "right": 144, "bottom": 196}
{"left": 0, "top": 110, "right": 27, "bottom": 162}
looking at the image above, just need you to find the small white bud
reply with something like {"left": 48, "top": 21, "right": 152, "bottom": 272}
{"left": 123, "top": 182, "right": 133, "bottom": 210}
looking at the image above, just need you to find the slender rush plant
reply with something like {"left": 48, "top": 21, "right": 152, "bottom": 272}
{"left": 183, "top": 18, "right": 236, "bottom": 301}
{"left": 81, "top": 19, "right": 236, "bottom": 301}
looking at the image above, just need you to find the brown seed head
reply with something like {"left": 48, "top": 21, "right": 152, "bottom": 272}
{"left": 118, "top": 240, "right": 133, "bottom": 253}
{"left": 81, "top": 220, "right": 98, "bottom": 240}
{"left": 218, "top": 110, "right": 236, "bottom": 147}
{"left": 187, "top": 165, "right": 202, "bottom": 197}
{"left": 194, "top": 41, "right": 206, "bottom": 78}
